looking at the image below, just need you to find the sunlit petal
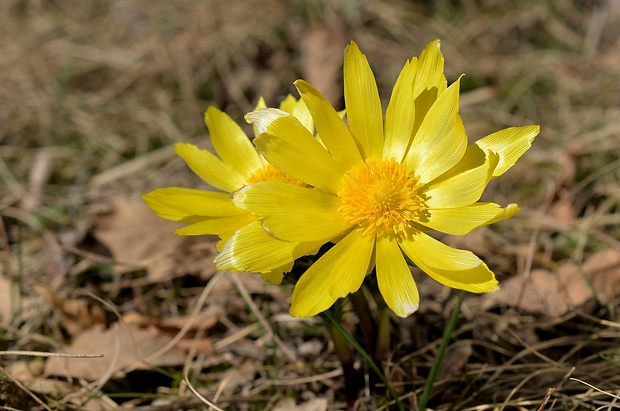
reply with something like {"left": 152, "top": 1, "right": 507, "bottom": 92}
{"left": 205, "top": 107, "right": 263, "bottom": 179}
{"left": 376, "top": 236, "right": 419, "bottom": 317}
{"left": 174, "top": 212, "right": 258, "bottom": 236}
{"left": 411, "top": 40, "right": 447, "bottom": 137}
{"left": 399, "top": 230, "right": 498, "bottom": 293}
{"left": 383, "top": 58, "right": 418, "bottom": 162}
{"left": 141, "top": 188, "right": 246, "bottom": 221}
{"left": 481, "top": 203, "right": 521, "bottom": 226}
{"left": 174, "top": 143, "right": 245, "bottom": 192}
{"left": 233, "top": 182, "right": 350, "bottom": 242}
{"left": 423, "top": 148, "right": 498, "bottom": 208}
{"left": 295, "top": 80, "right": 363, "bottom": 170}
{"left": 247, "top": 108, "right": 344, "bottom": 192}
{"left": 344, "top": 41, "right": 383, "bottom": 159}
{"left": 405, "top": 79, "right": 467, "bottom": 183}
{"left": 475, "top": 125, "right": 540, "bottom": 178}
{"left": 413, "top": 39, "right": 447, "bottom": 100}
{"left": 424, "top": 203, "right": 503, "bottom": 235}
{"left": 214, "top": 220, "right": 322, "bottom": 273}
{"left": 290, "top": 230, "right": 374, "bottom": 317}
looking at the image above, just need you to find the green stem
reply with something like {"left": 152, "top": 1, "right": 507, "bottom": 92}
{"left": 322, "top": 305, "right": 358, "bottom": 406}
{"left": 372, "top": 289, "right": 391, "bottom": 366}
{"left": 417, "top": 290, "right": 466, "bottom": 411}
{"left": 323, "top": 310, "right": 404, "bottom": 411}
{"left": 348, "top": 288, "right": 377, "bottom": 354}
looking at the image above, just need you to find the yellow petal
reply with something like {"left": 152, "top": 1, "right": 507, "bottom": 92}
{"left": 205, "top": 107, "right": 263, "bottom": 179}
{"left": 383, "top": 58, "right": 418, "bottom": 162}
{"left": 475, "top": 125, "right": 540, "bottom": 178}
{"left": 405, "top": 78, "right": 468, "bottom": 183}
{"left": 481, "top": 203, "right": 521, "bottom": 225}
{"left": 261, "top": 268, "right": 285, "bottom": 285}
{"left": 214, "top": 220, "right": 322, "bottom": 273}
{"left": 290, "top": 96, "right": 315, "bottom": 134}
{"left": 290, "top": 230, "right": 374, "bottom": 317}
{"left": 411, "top": 40, "right": 447, "bottom": 137}
{"left": 399, "top": 230, "right": 498, "bottom": 293}
{"left": 413, "top": 39, "right": 447, "bottom": 100}
{"left": 422, "top": 148, "right": 498, "bottom": 208}
{"left": 233, "top": 182, "right": 350, "bottom": 242}
{"left": 246, "top": 108, "right": 344, "bottom": 192}
{"left": 278, "top": 94, "right": 297, "bottom": 112}
{"left": 376, "top": 236, "right": 419, "bottom": 317}
{"left": 343, "top": 41, "right": 383, "bottom": 159}
{"left": 175, "top": 212, "right": 258, "bottom": 236}
{"left": 174, "top": 143, "right": 245, "bottom": 192}
{"left": 141, "top": 188, "right": 245, "bottom": 222}
{"left": 424, "top": 203, "right": 503, "bottom": 235}
{"left": 295, "top": 80, "right": 363, "bottom": 170}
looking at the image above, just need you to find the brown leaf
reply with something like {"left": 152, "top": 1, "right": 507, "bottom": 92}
{"left": 36, "top": 286, "right": 106, "bottom": 336}
{"left": 483, "top": 249, "right": 620, "bottom": 316}
{"left": 91, "top": 197, "right": 213, "bottom": 281}
{"left": 44, "top": 322, "right": 187, "bottom": 380}
{"left": 273, "top": 398, "right": 328, "bottom": 411}
{"left": 122, "top": 309, "right": 217, "bottom": 355}
{"left": 0, "top": 275, "right": 16, "bottom": 324}
{"left": 437, "top": 341, "right": 472, "bottom": 380}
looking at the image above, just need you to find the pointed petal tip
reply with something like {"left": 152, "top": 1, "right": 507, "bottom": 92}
{"left": 395, "top": 302, "right": 419, "bottom": 318}
{"left": 245, "top": 108, "right": 289, "bottom": 133}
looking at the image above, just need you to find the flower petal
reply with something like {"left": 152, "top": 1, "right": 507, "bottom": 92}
{"left": 383, "top": 58, "right": 418, "bottom": 162}
{"left": 399, "top": 230, "right": 498, "bottom": 293}
{"left": 233, "top": 182, "right": 351, "bottom": 242}
{"left": 289, "top": 96, "right": 315, "bottom": 134}
{"left": 175, "top": 212, "right": 258, "bottom": 236}
{"left": 174, "top": 143, "right": 245, "bottom": 192}
{"left": 141, "top": 188, "right": 245, "bottom": 221}
{"left": 411, "top": 40, "right": 447, "bottom": 138}
{"left": 481, "top": 203, "right": 521, "bottom": 225}
{"left": 261, "top": 269, "right": 286, "bottom": 285}
{"left": 405, "top": 78, "right": 468, "bottom": 183}
{"left": 205, "top": 107, "right": 263, "bottom": 179}
{"left": 278, "top": 94, "right": 297, "bottom": 113}
{"left": 290, "top": 230, "right": 375, "bottom": 317}
{"left": 422, "top": 147, "right": 498, "bottom": 208}
{"left": 344, "top": 41, "right": 383, "bottom": 159}
{"left": 475, "top": 125, "right": 540, "bottom": 178}
{"left": 295, "top": 80, "right": 363, "bottom": 170}
{"left": 413, "top": 39, "right": 447, "bottom": 101}
{"left": 424, "top": 202, "right": 503, "bottom": 235}
{"left": 214, "top": 220, "right": 322, "bottom": 274}
{"left": 376, "top": 236, "right": 420, "bottom": 317}
{"left": 247, "top": 108, "right": 344, "bottom": 192}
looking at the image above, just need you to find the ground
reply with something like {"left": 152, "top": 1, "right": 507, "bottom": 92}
{"left": 1, "top": 0, "right": 620, "bottom": 410}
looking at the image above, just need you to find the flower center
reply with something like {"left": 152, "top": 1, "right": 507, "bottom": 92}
{"left": 246, "top": 164, "right": 303, "bottom": 186}
{"left": 337, "top": 158, "right": 429, "bottom": 237}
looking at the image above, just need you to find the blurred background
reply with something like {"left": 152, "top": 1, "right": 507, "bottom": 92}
{"left": 2, "top": 0, "right": 620, "bottom": 410}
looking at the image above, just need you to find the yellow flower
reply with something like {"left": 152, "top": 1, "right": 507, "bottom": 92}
{"left": 142, "top": 96, "right": 321, "bottom": 284}
{"left": 236, "top": 40, "right": 540, "bottom": 317}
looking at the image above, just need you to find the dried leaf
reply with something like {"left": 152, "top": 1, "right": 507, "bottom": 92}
{"left": 0, "top": 275, "right": 15, "bottom": 324}
{"left": 91, "top": 197, "right": 213, "bottom": 281}
{"left": 273, "top": 398, "right": 328, "bottom": 411}
{"left": 36, "top": 286, "right": 106, "bottom": 336}
{"left": 483, "top": 249, "right": 620, "bottom": 316}
{"left": 123, "top": 309, "right": 217, "bottom": 355}
{"left": 44, "top": 322, "right": 187, "bottom": 380}
{"left": 28, "top": 378, "right": 119, "bottom": 411}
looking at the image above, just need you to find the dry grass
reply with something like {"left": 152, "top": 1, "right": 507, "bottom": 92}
{"left": 2, "top": 0, "right": 620, "bottom": 409}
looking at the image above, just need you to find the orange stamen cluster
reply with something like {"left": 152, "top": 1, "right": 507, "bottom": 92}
{"left": 246, "top": 164, "right": 304, "bottom": 186}
{"left": 338, "top": 158, "right": 428, "bottom": 237}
